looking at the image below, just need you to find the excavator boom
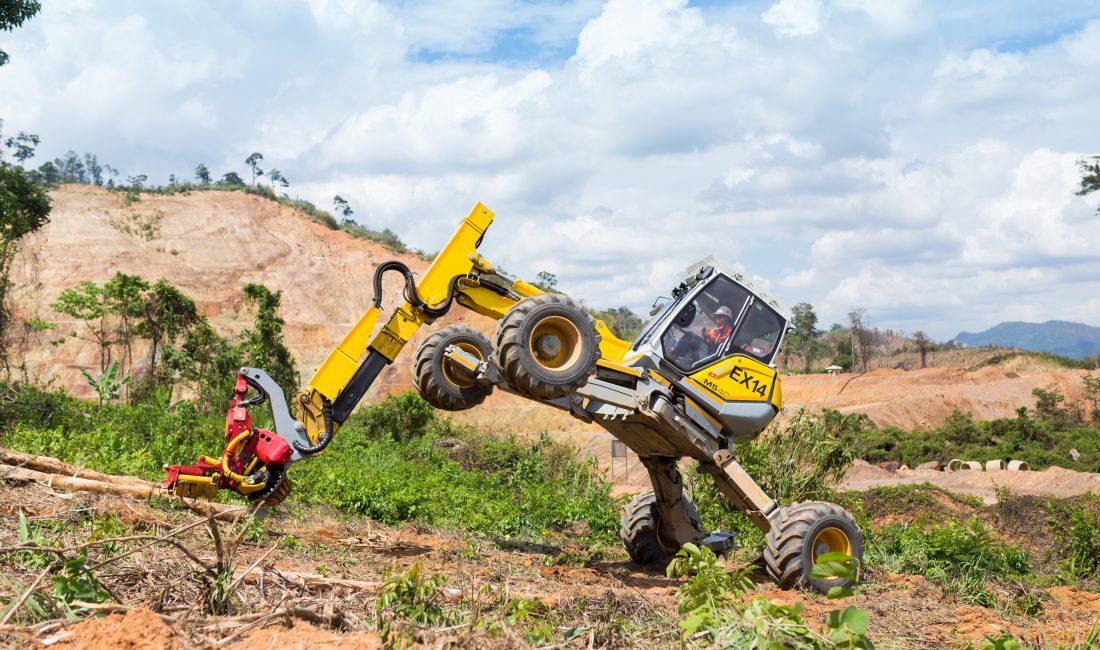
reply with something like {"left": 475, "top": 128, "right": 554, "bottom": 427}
{"left": 163, "top": 202, "right": 543, "bottom": 504}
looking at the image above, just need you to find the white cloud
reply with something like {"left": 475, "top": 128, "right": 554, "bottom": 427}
{"left": 762, "top": 0, "right": 822, "bottom": 37}
{"left": 3, "top": 0, "right": 1099, "bottom": 341}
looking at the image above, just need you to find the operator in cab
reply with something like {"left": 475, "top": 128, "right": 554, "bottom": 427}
{"left": 705, "top": 306, "right": 735, "bottom": 348}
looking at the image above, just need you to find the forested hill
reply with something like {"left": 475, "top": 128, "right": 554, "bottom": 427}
{"left": 954, "top": 320, "right": 1100, "bottom": 359}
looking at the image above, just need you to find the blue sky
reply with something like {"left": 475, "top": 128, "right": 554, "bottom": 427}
{"left": 2, "top": 0, "right": 1099, "bottom": 339}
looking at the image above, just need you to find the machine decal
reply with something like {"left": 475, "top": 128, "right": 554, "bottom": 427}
{"left": 730, "top": 365, "right": 768, "bottom": 398}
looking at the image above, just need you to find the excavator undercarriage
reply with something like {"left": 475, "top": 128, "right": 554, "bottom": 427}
{"left": 164, "top": 202, "right": 863, "bottom": 593}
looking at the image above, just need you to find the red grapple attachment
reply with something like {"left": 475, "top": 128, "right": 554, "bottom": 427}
{"left": 162, "top": 371, "right": 294, "bottom": 505}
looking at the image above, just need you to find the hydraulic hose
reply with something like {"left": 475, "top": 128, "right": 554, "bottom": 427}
{"left": 370, "top": 260, "right": 469, "bottom": 319}
{"left": 292, "top": 397, "right": 337, "bottom": 455}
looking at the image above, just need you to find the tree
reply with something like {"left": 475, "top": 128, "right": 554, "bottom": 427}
{"left": 241, "top": 283, "right": 297, "bottom": 397}
{"left": 219, "top": 171, "right": 244, "bottom": 186}
{"left": 163, "top": 317, "right": 243, "bottom": 413}
{"left": 127, "top": 278, "right": 199, "bottom": 401}
{"left": 83, "top": 153, "right": 103, "bottom": 186}
{"left": 847, "top": 308, "right": 873, "bottom": 373}
{"left": 913, "top": 330, "right": 930, "bottom": 369}
{"left": 245, "top": 152, "right": 264, "bottom": 186}
{"left": 51, "top": 281, "right": 114, "bottom": 371}
{"left": 102, "top": 272, "right": 149, "bottom": 376}
{"left": 0, "top": 161, "right": 50, "bottom": 372}
{"left": 194, "top": 163, "right": 211, "bottom": 185}
{"left": 0, "top": 0, "right": 41, "bottom": 67}
{"left": 58, "top": 151, "right": 87, "bottom": 183}
{"left": 1078, "top": 155, "right": 1100, "bottom": 212}
{"left": 533, "top": 271, "right": 558, "bottom": 292}
{"left": 103, "top": 164, "right": 119, "bottom": 188}
{"left": 333, "top": 195, "right": 353, "bottom": 219}
{"left": 32, "top": 160, "right": 61, "bottom": 186}
{"left": 790, "top": 302, "right": 819, "bottom": 373}
{"left": 3, "top": 131, "right": 39, "bottom": 165}
{"left": 126, "top": 174, "right": 147, "bottom": 191}
{"left": 269, "top": 169, "right": 288, "bottom": 192}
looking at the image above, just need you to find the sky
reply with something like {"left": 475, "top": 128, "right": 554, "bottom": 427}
{"left": 1, "top": 0, "right": 1098, "bottom": 340}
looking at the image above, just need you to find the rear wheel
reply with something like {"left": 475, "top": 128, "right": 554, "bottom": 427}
{"left": 763, "top": 501, "right": 862, "bottom": 593}
{"left": 495, "top": 293, "right": 600, "bottom": 400}
{"left": 413, "top": 325, "right": 493, "bottom": 411}
{"left": 620, "top": 489, "right": 703, "bottom": 565}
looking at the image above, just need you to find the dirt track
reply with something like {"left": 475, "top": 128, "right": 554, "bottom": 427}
{"left": 842, "top": 460, "right": 1100, "bottom": 504}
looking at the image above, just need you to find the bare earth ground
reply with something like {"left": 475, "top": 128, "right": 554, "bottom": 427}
{"left": 842, "top": 460, "right": 1100, "bottom": 504}
{"left": 1, "top": 473, "right": 1098, "bottom": 650}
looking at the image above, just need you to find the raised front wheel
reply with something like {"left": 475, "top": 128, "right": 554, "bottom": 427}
{"left": 494, "top": 293, "right": 600, "bottom": 400}
{"left": 413, "top": 324, "right": 493, "bottom": 411}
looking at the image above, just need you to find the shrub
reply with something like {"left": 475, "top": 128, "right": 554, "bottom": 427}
{"left": 691, "top": 408, "right": 868, "bottom": 549}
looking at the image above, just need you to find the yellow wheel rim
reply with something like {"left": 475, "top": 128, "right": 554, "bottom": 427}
{"left": 442, "top": 342, "right": 483, "bottom": 389}
{"left": 528, "top": 316, "right": 582, "bottom": 371}
{"left": 811, "top": 527, "right": 852, "bottom": 564}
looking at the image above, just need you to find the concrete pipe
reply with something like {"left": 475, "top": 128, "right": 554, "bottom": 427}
{"left": 1007, "top": 460, "right": 1031, "bottom": 472}
{"left": 947, "top": 458, "right": 963, "bottom": 472}
{"left": 960, "top": 461, "right": 984, "bottom": 471}
{"left": 985, "top": 459, "right": 1006, "bottom": 471}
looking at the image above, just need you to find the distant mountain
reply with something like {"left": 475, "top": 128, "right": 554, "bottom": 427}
{"left": 953, "top": 320, "right": 1100, "bottom": 359}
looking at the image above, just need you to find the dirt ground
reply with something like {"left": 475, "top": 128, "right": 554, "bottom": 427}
{"left": 841, "top": 460, "right": 1100, "bottom": 504}
{"left": 1, "top": 466, "right": 1098, "bottom": 649}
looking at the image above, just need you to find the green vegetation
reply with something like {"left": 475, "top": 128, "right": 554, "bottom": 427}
{"left": 868, "top": 517, "right": 1030, "bottom": 608}
{"left": 690, "top": 408, "right": 865, "bottom": 548}
{"left": 862, "top": 404, "right": 1100, "bottom": 473}
{"left": 665, "top": 543, "right": 873, "bottom": 648}
{"left": 0, "top": 385, "right": 619, "bottom": 545}
{"left": 0, "top": 130, "right": 51, "bottom": 373}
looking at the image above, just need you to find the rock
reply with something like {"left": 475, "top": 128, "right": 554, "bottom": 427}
{"left": 916, "top": 460, "right": 940, "bottom": 471}
{"left": 1070, "top": 448, "right": 1081, "bottom": 461}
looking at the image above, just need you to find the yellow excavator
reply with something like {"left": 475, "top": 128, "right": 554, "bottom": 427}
{"left": 164, "top": 203, "right": 862, "bottom": 592}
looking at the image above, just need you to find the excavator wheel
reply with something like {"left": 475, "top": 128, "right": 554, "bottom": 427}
{"left": 495, "top": 293, "right": 601, "bottom": 400}
{"left": 413, "top": 324, "right": 494, "bottom": 411}
{"left": 619, "top": 489, "right": 703, "bottom": 565}
{"left": 763, "top": 501, "right": 863, "bottom": 593}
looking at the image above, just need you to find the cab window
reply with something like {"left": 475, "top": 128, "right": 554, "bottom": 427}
{"left": 728, "top": 300, "right": 783, "bottom": 364}
{"left": 660, "top": 277, "right": 750, "bottom": 372}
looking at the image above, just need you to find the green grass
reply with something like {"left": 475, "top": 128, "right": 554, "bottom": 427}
{"left": 0, "top": 383, "right": 619, "bottom": 545}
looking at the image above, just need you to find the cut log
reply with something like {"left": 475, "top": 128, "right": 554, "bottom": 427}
{"left": 0, "top": 447, "right": 151, "bottom": 487}
{"left": 0, "top": 462, "right": 242, "bottom": 517}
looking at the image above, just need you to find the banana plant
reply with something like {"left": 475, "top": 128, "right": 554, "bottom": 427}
{"left": 80, "top": 360, "right": 130, "bottom": 406}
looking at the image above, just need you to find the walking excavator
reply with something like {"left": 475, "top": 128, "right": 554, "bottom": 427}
{"left": 163, "top": 203, "right": 863, "bottom": 592}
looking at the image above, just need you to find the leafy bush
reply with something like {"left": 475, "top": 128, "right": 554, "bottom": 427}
{"left": 294, "top": 398, "right": 620, "bottom": 541}
{"left": 861, "top": 406, "right": 1100, "bottom": 472}
{"left": 691, "top": 408, "right": 867, "bottom": 548}
{"left": 666, "top": 544, "right": 872, "bottom": 648}
{"left": 1045, "top": 495, "right": 1100, "bottom": 582}
{"left": 867, "top": 517, "right": 1030, "bottom": 607}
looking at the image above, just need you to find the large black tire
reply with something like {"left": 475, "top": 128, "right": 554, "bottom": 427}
{"left": 763, "top": 501, "right": 863, "bottom": 593}
{"left": 494, "top": 293, "right": 600, "bottom": 400}
{"left": 619, "top": 490, "right": 703, "bottom": 565}
{"left": 413, "top": 325, "right": 493, "bottom": 411}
